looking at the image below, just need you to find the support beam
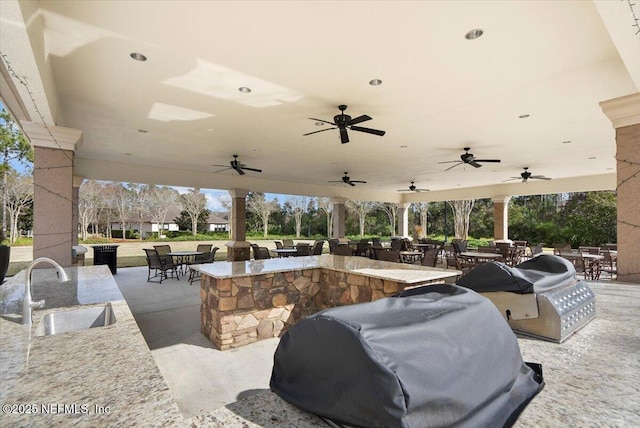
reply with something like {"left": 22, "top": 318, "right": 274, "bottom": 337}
{"left": 397, "top": 203, "right": 411, "bottom": 237}
{"left": 331, "top": 197, "right": 347, "bottom": 239}
{"left": 600, "top": 93, "right": 640, "bottom": 283}
{"left": 492, "top": 196, "right": 512, "bottom": 241}
{"left": 226, "top": 189, "right": 250, "bottom": 261}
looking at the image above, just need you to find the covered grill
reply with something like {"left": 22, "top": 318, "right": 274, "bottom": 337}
{"left": 270, "top": 284, "right": 544, "bottom": 428}
{"left": 456, "top": 254, "right": 595, "bottom": 343}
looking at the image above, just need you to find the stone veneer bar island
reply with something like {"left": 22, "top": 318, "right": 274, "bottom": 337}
{"left": 195, "top": 254, "right": 460, "bottom": 350}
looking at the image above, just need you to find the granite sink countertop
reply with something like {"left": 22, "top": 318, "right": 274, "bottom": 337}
{"left": 0, "top": 265, "right": 183, "bottom": 427}
{"left": 194, "top": 254, "right": 458, "bottom": 284}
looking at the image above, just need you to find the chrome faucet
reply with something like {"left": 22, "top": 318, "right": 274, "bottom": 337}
{"left": 22, "top": 257, "right": 69, "bottom": 325}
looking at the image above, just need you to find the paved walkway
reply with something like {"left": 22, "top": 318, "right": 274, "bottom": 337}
{"left": 114, "top": 266, "right": 279, "bottom": 419}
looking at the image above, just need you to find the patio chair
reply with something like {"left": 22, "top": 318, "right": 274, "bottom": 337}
{"left": 283, "top": 239, "right": 295, "bottom": 248}
{"left": 377, "top": 250, "right": 400, "bottom": 263}
{"left": 354, "top": 241, "right": 370, "bottom": 257}
{"left": 295, "top": 243, "right": 312, "bottom": 257}
{"left": 274, "top": 241, "right": 284, "bottom": 249}
{"left": 312, "top": 240, "right": 324, "bottom": 255}
{"left": 334, "top": 245, "right": 354, "bottom": 256}
{"left": 328, "top": 239, "right": 339, "bottom": 254}
{"left": 253, "top": 246, "right": 272, "bottom": 260}
{"left": 478, "top": 246, "right": 497, "bottom": 253}
{"left": 529, "top": 243, "right": 544, "bottom": 257}
{"left": 452, "top": 239, "right": 468, "bottom": 253}
{"left": 154, "top": 244, "right": 173, "bottom": 264}
{"left": 188, "top": 246, "right": 218, "bottom": 284}
{"left": 390, "top": 239, "right": 405, "bottom": 252}
{"left": 371, "top": 237, "right": 382, "bottom": 247}
{"left": 600, "top": 249, "right": 617, "bottom": 279}
{"left": 144, "top": 248, "right": 178, "bottom": 283}
{"left": 421, "top": 247, "right": 441, "bottom": 267}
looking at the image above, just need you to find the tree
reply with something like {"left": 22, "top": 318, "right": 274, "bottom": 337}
{"left": 246, "top": 193, "right": 279, "bottom": 238}
{"left": 128, "top": 183, "right": 151, "bottom": 240}
{"left": 78, "top": 180, "right": 102, "bottom": 241}
{"left": 148, "top": 185, "right": 180, "bottom": 238}
{"left": 317, "top": 197, "right": 334, "bottom": 238}
{"left": 180, "top": 188, "right": 207, "bottom": 236}
{"left": 218, "top": 194, "right": 231, "bottom": 238}
{"left": 174, "top": 209, "right": 210, "bottom": 233}
{"left": 560, "top": 191, "right": 616, "bottom": 246}
{"left": 287, "top": 196, "right": 307, "bottom": 238}
{"left": 105, "top": 183, "right": 132, "bottom": 239}
{"left": 4, "top": 170, "right": 33, "bottom": 243}
{"left": 413, "top": 202, "right": 429, "bottom": 238}
{"left": 378, "top": 203, "right": 398, "bottom": 236}
{"left": 448, "top": 199, "right": 475, "bottom": 240}
{"left": 346, "top": 200, "right": 377, "bottom": 237}
{"left": 0, "top": 108, "right": 33, "bottom": 242}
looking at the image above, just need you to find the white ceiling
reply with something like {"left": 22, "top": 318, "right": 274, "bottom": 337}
{"left": 1, "top": 0, "right": 638, "bottom": 203}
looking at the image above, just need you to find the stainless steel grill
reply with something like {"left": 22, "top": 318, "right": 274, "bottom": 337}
{"left": 482, "top": 279, "right": 595, "bottom": 343}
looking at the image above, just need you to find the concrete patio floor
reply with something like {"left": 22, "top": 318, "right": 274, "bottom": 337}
{"left": 113, "top": 266, "right": 279, "bottom": 419}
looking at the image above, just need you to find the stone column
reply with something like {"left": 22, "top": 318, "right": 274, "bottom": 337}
{"left": 331, "top": 197, "right": 347, "bottom": 239}
{"left": 72, "top": 176, "right": 84, "bottom": 246}
{"left": 21, "top": 122, "right": 82, "bottom": 267}
{"left": 397, "top": 203, "right": 411, "bottom": 237}
{"left": 600, "top": 93, "right": 640, "bottom": 283}
{"left": 226, "top": 189, "right": 251, "bottom": 261}
{"left": 492, "top": 196, "right": 511, "bottom": 241}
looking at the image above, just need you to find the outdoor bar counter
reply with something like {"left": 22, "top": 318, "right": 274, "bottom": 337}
{"left": 195, "top": 254, "right": 460, "bottom": 350}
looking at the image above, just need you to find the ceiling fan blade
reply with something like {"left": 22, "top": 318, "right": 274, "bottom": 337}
{"left": 242, "top": 167, "right": 262, "bottom": 173}
{"left": 234, "top": 167, "right": 245, "bottom": 175}
{"left": 468, "top": 161, "right": 483, "bottom": 168}
{"left": 531, "top": 175, "right": 552, "bottom": 180}
{"left": 438, "top": 160, "right": 461, "bottom": 164}
{"left": 348, "top": 115, "right": 372, "bottom": 126}
{"left": 328, "top": 180, "right": 344, "bottom": 183}
{"left": 340, "top": 128, "right": 349, "bottom": 144}
{"left": 502, "top": 177, "right": 520, "bottom": 182}
{"left": 350, "top": 126, "right": 385, "bottom": 136}
{"left": 211, "top": 164, "right": 230, "bottom": 168}
{"left": 474, "top": 159, "right": 501, "bottom": 163}
{"left": 347, "top": 181, "right": 356, "bottom": 186}
{"left": 416, "top": 189, "right": 430, "bottom": 192}
{"left": 309, "top": 118, "right": 336, "bottom": 126}
{"left": 303, "top": 127, "right": 337, "bottom": 136}
{"left": 443, "top": 162, "right": 462, "bottom": 171}
{"left": 213, "top": 167, "right": 232, "bottom": 173}
{"left": 350, "top": 180, "right": 367, "bottom": 183}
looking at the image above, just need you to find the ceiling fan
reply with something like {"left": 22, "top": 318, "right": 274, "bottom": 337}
{"left": 439, "top": 147, "right": 501, "bottom": 171}
{"left": 503, "top": 167, "right": 552, "bottom": 183}
{"left": 398, "top": 182, "right": 429, "bottom": 192}
{"left": 303, "top": 104, "right": 386, "bottom": 144}
{"left": 212, "top": 155, "right": 262, "bottom": 175}
{"left": 329, "top": 172, "right": 367, "bottom": 187}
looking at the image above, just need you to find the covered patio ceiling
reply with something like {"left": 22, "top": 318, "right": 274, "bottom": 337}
{"left": 1, "top": 1, "right": 638, "bottom": 203}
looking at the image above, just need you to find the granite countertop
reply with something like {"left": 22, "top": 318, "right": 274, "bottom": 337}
{"left": 194, "top": 254, "right": 459, "bottom": 284}
{"left": 0, "top": 265, "right": 183, "bottom": 427}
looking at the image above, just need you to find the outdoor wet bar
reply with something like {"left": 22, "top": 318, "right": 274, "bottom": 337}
{"left": 196, "top": 254, "right": 460, "bottom": 350}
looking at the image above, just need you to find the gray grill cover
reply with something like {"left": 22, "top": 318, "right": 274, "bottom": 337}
{"left": 270, "top": 284, "right": 543, "bottom": 428}
{"left": 457, "top": 254, "right": 576, "bottom": 294}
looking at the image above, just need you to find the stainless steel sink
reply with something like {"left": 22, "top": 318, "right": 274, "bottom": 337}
{"left": 35, "top": 304, "right": 116, "bottom": 337}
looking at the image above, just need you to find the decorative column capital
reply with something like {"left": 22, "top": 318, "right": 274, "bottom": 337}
{"left": 492, "top": 195, "right": 512, "bottom": 205}
{"left": 72, "top": 175, "right": 84, "bottom": 187}
{"left": 330, "top": 197, "right": 347, "bottom": 205}
{"left": 600, "top": 93, "right": 640, "bottom": 129}
{"left": 228, "top": 188, "right": 249, "bottom": 198}
{"left": 20, "top": 121, "right": 83, "bottom": 151}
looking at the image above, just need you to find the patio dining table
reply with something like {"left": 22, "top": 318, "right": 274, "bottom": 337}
{"left": 459, "top": 251, "right": 504, "bottom": 265}
{"left": 167, "top": 251, "right": 204, "bottom": 276}
{"left": 270, "top": 248, "right": 299, "bottom": 257}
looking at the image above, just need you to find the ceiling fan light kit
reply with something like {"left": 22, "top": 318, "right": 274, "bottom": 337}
{"left": 303, "top": 105, "right": 386, "bottom": 144}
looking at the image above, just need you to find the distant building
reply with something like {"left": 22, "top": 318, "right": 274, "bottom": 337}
{"left": 110, "top": 206, "right": 229, "bottom": 236}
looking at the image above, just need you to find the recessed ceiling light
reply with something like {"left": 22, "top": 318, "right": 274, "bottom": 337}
{"left": 606, "top": 167, "right": 613, "bottom": 170}
{"left": 130, "top": 52, "right": 147, "bottom": 61}
{"left": 369, "top": 79, "right": 382, "bottom": 86}
{"left": 330, "top": 162, "right": 339, "bottom": 165}
{"left": 138, "top": 129, "right": 147, "bottom": 133}
{"left": 124, "top": 153, "right": 132, "bottom": 156}
{"left": 562, "top": 140, "right": 571, "bottom": 144}
{"left": 588, "top": 156, "right": 596, "bottom": 160}
{"left": 239, "top": 87, "right": 251, "bottom": 93}
{"left": 400, "top": 145, "right": 408, "bottom": 149}
{"left": 518, "top": 114, "right": 530, "bottom": 119}
{"left": 465, "top": 29, "right": 484, "bottom": 40}
{"left": 252, "top": 148, "right": 261, "bottom": 152}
